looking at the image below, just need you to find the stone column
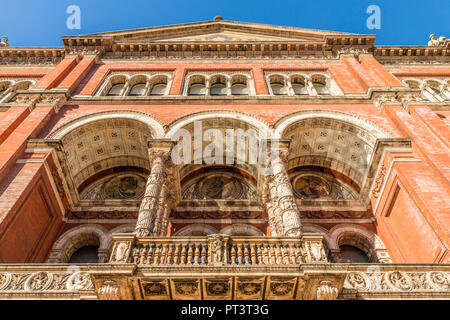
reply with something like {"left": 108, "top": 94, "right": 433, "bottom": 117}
{"left": 134, "top": 140, "right": 175, "bottom": 237}
{"left": 265, "top": 139, "right": 302, "bottom": 237}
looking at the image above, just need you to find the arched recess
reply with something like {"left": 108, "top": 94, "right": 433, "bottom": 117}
{"left": 47, "top": 224, "right": 110, "bottom": 263}
{"left": 219, "top": 224, "right": 265, "bottom": 236}
{"left": 274, "top": 110, "right": 390, "bottom": 192}
{"left": 167, "top": 111, "right": 271, "bottom": 203}
{"left": 47, "top": 111, "right": 165, "bottom": 192}
{"left": 173, "top": 224, "right": 219, "bottom": 236}
{"left": 329, "top": 224, "right": 391, "bottom": 263}
{"left": 166, "top": 110, "right": 270, "bottom": 138}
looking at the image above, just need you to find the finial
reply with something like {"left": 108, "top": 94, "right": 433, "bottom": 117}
{"left": 214, "top": 16, "right": 223, "bottom": 21}
{"left": 0, "top": 36, "right": 9, "bottom": 47}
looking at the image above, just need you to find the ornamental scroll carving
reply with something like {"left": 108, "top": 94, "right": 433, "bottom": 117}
{"left": 0, "top": 271, "right": 94, "bottom": 293}
{"left": 344, "top": 270, "right": 450, "bottom": 292}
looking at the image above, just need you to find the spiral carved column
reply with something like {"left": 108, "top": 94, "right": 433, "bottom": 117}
{"left": 134, "top": 140, "right": 175, "bottom": 237}
{"left": 263, "top": 140, "right": 302, "bottom": 237}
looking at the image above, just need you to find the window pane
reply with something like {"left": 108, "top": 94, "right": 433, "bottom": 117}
{"left": 231, "top": 83, "right": 248, "bottom": 95}
{"left": 129, "top": 83, "right": 146, "bottom": 96}
{"left": 271, "top": 83, "right": 287, "bottom": 95}
{"left": 107, "top": 83, "right": 124, "bottom": 96}
{"left": 189, "top": 84, "right": 206, "bottom": 95}
{"left": 314, "top": 82, "right": 330, "bottom": 95}
{"left": 150, "top": 83, "right": 167, "bottom": 96}
{"left": 292, "top": 83, "right": 307, "bottom": 95}
{"left": 210, "top": 83, "right": 227, "bottom": 95}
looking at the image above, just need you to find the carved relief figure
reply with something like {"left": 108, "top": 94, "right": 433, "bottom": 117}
{"left": 81, "top": 173, "right": 146, "bottom": 200}
{"left": 295, "top": 175, "right": 330, "bottom": 198}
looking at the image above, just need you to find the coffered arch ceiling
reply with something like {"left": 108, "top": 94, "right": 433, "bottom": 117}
{"left": 48, "top": 111, "right": 165, "bottom": 188}
{"left": 168, "top": 112, "right": 270, "bottom": 181}
{"left": 278, "top": 114, "right": 389, "bottom": 188}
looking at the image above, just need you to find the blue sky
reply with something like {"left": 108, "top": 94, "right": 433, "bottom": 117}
{"left": 1, "top": 0, "right": 449, "bottom": 47}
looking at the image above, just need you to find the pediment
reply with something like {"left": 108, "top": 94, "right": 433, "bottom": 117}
{"left": 78, "top": 19, "right": 355, "bottom": 43}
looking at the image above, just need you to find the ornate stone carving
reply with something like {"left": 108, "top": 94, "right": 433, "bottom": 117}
{"left": 143, "top": 281, "right": 167, "bottom": 296}
{"left": 205, "top": 281, "right": 229, "bottom": 296}
{"left": 135, "top": 151, "right": 170, "bottom": 237}
{"left": 373, "top": 93, "right": 397, "bottom": 111}
{"left": 269, "top": 282, "right": 294, "bottom": 296}
{"left": 111, "top": 242, "right": 131, "bottom": 263}
{"left": 304, "top": 241, "right": 327, "bottom": 262}
{"left": 263, "top": 147, "right": 303, "bottom": 237}
{"left": 24, "top": 272, "right": 53, "bottom": 291}
{"left": 0, "top": 36, "right": 9, "bottom": 47}
{"left": 372, "top": 165, "right": 387, "bottom": 199}
{"left": 344, "top": 270, "right": 450, "bottom": 292}
{"left": 316, "top": 281, "right": 339, "bottom": 300}
{"left": 428, "top": 34, "right": 447, "bottom": 46}
{"left": 66, "top": 272, "right": 94, "bottom": 291}
{"left": 97, "top": 282, "right": 120, "bottom": 300}
{"left": 182, "top": 174, "right": 256, "bottom": 200}
{"left": 174, "top": 282, "right": 198, "bottom": 295}
{"left": 208, "top": 234, "right": 229, "bottom": 266}
{"left": 81, "top": 173, "right": 146, "bottom": 200}
{"left": 0, "top": 272, "right": 11, "bottom": 290}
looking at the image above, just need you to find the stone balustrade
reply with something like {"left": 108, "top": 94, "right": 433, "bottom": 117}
{"left": 109, "top": 233, "right": 328, "bottom": 266}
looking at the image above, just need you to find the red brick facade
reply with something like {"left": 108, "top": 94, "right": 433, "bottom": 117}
{"left": 0, "top": 19, "right": 448, "bottom": 266}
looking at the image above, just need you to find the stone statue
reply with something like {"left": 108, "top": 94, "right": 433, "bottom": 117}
{"left": 428, "top": 34, "right": 447, "bottom": 46}
{"left": 0, "top": 36, "right": 8, "bottom": 47}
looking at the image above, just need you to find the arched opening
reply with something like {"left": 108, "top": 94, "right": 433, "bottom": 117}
{"left": 311, "top": 75, "right": 330, "bottom": 95}
{"left": 339, "top": 245, "right": 369, "bottom": 263}
{"left": 291, "top": 75, "right": 308, "bottom": 95}
{"left": 269, "top": 75, "right": 287, "bottom": 95}
{"left": 107, "top": 83, "right": 125, "bottom": 96}
{"left": 210, "top": 75, "right": 227, "bottom": 96}
{"left": 231, "top": 75, "right": 249, "bottom": 95}
{"left": 149, "top": 75, "right": 168, "bottom": 96}
{"left": 129, "top": 83, "right": 146, "bottom": 96}
{"left": 68, "top": 245, "right": 100, "bottom": 263}
{"left": 188, "top": 76, "right": 206, "bottom": 96}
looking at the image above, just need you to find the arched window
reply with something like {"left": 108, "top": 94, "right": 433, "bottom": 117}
{"left": 107, "top": 83, "right": 125, "bottom": 96}
{"left": 339, "top": 245, "right": 369, "bottom": 263}
{"left": 68, "top": 245, "right": 100, "bottom": 263}
{"left": 150, "top": 83, "right": 167, "bottom": 96}
{"left": 231, "top": 83, "right": 248, "bottom": 95}
{"left": 291, "top": 76, "right": 308, "bottom": 95}
{"left": 231, "top": 75, "right": 249, "bottom": 95}
{"left": 210, "top": 83, "right": 227, "bottom": 95}
{"left": 270, "top": 76, "right": 287, "bottom": 95}
{"left": 129, "top": 83, "right": 146, "bottom": 96}
{"left": 312, "top": 76, "right": 330, "bottom": 95}
{"left": 210, "top": 75, "right": 227, "bottom": 96}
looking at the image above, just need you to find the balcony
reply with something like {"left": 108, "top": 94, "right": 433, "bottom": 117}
{"left": 0, "top": 234, "right": 448, "bottom": 300}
